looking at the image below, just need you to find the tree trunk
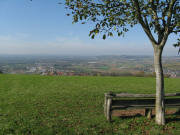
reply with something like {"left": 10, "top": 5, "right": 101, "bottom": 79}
{"left": 153, "top": 46, "right": 165, "bottom": 125}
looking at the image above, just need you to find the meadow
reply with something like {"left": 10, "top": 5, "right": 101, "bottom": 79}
{"left": 0, "top": 74, "right": 180, "bottom": 135}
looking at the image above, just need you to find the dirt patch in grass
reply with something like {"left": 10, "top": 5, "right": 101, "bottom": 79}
{"left": 112, "top": 109, "right": 177, "bottom": 117}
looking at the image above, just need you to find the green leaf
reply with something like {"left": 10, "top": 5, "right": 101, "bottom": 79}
{"left": 103, "top": 34, "right": 106, "bottom": 40}
{"left": 91, "top": 35, "right": 95, "bottom": 39}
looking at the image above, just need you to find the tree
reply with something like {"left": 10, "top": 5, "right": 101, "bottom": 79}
{"left": 64, "top": 0, "right": 180, "bottom": 125}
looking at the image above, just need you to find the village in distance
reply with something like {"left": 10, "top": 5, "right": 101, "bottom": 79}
{"left": 0, "top": 55, "right": 179, "bottom": 78}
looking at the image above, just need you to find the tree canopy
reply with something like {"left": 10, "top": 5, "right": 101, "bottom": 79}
{"left": 65, "top": 0, "right": 179, "bottom": 46}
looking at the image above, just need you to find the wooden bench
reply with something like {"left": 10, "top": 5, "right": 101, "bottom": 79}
{"left": 104, "top": 92, "right": 180, "bottom": 121}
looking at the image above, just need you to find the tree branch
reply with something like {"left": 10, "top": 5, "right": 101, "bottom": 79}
{"left": 160, "top": 0, "right": 177, "bottom": 46}
{"left": 172, "top": 30, "right": 180, "bottom": 33}
{"left": 166, "top": 0, "right": 177, "bottom": 28}
{"left": 149, "top": 0, "right": 164, "bottom": 44}
{"left": 133, "top": 0, "right": 157, "bottom": 45}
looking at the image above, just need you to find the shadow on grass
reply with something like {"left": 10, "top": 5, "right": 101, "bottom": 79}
{"left": 166, "top": 111, "right": 180, "bottom": 123}
{"left": 110, "top": 113, "right": 144, "bottom": 122}
{"left": 166, "top": 117, "right": 180, "bottom": 123}
{"left": 112, "top": 111, "right": 180, "bottom": 123}
{"left": 174, "top": 110, "right": 180, "bottom": 115}
{"left": 117, "top": 113, "right": 143, "bottom": 119}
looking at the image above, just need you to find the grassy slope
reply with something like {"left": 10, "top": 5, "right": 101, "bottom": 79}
{"left": 0, "top": 74, "right": 180, "bottom": 135}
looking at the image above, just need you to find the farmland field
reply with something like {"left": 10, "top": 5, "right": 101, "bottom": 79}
{"left": 0, "top": 74, "right": 180, "bottom": 135}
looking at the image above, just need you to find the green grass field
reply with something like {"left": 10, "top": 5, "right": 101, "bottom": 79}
{"left": 0, "top": 74, "right": 180, "bottom": 135}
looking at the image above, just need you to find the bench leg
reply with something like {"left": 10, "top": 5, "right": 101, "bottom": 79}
{"left": 107, "top": 98, "right": 112, "bottom": 122}
{"left": 104, "top": 95, "right": 107, "bottom": 116}
{"left": 145, "top": 109, "right": 152, "bottom": 119}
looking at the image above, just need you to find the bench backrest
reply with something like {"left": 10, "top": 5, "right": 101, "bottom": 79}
{"left": 105, "top": 92, "right": 180, "bottom": 98}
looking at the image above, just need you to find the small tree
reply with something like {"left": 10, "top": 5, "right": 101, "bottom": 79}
{"left": 64, "top": 0, "right": 180, "bottom": 125}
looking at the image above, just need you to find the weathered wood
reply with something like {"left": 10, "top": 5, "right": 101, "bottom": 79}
{"left": 107, "top": 98, "right": 112, "bottom": 122}
{"left": 145, "top": 109, "right": 152, "bottom": 119}
{"left": 112, "top": 99, "right": 155, "bottom": 106}
{"left": 110, "top": 98, "right": 180, "bottom": 110}
{"left": 106, "top": 92, "right": 180, "bottom": 98}
{"left": 112, "top": 98, "right": 180, "bottom": 106}
{"left": 104, "top": 92, "right": 180, "bottom": 122}
{"left": 111, "top": 106, "right": 155, "bottom": 110}
{"left": 104, "top": 93, "right": 108, "bottom": 116}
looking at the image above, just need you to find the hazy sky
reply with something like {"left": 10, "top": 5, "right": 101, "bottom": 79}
{"left": 0, "top": 0, "right": 179, "bottom": 56}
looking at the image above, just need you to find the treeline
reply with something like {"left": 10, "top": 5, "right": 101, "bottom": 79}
{"left": 94, "top": 71, "right": 170, "bottom": 78}
{"left": 51, "top": 71, "right": 171, "bottom": 78}
{"left": 86, "top": 71, "right": 156, "bottom": 77}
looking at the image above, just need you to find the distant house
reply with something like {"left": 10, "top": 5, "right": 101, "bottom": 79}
{"left": 56, "top": 72, "right": 64, "bottom": 76}
{"left": 170, "top": 73, "right": 177, "bottom": 78}
{"left": 167, "top": 70, "right": 177, "bottom": 78}
{"left": 41, "top": 72, "right": 48, "bottom": 76}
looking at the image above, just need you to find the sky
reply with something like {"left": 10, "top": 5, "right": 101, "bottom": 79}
{"left": 0, "top": 0, "right": 179, "bottom": 56}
